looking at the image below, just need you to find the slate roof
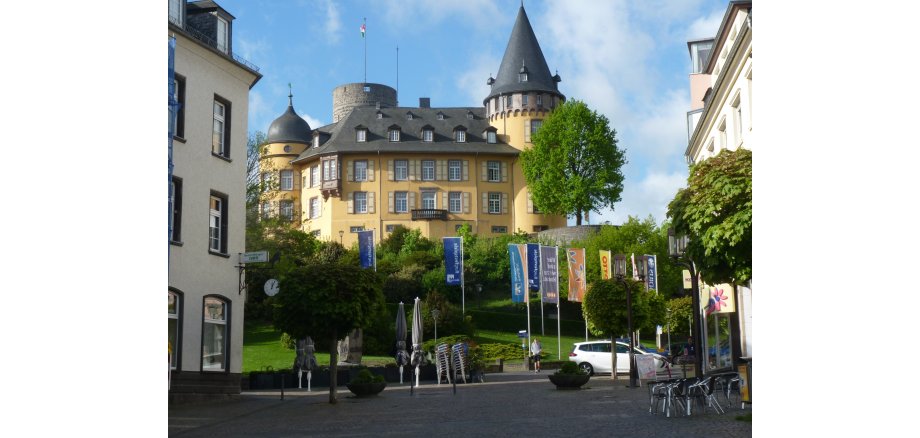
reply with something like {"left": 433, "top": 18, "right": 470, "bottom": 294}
{"left": 292, "top": 106, "right": 518, "bottom": 164}
{"left": 485, "top": 6, "right": 560, "bottom": 103}
{"left": 267, "top": 99, "right": 312, "bottom": 144}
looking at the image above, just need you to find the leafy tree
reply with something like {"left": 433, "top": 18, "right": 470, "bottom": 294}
{"left": 667, "top": 148, "right": 752, "bottom": 285}
{"left": 272, "top": 261, "right": 384, "bottom": 404}
{"left": 582, "top": 278, "right": 666, "bottom": 378}
{"left": 245, "top": 131, "right": 269, "bottom": 223}
{"left": 243, "top": 222, "right": 320, "bottom": 320}
{"left": 522, "top": 100, "right": 626, "bottom": 225}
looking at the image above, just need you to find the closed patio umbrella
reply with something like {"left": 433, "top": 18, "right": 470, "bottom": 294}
{"left": 395, "top": 302, "right": 410, "bottom": 383}
{"left": 411, "top": 297, "right": 424, "bottom": 388}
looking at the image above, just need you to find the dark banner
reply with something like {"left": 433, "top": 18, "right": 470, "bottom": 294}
{"left": 527, "top": 243, "right": 540, "bottom": 292}
{"left": 444, "top": 237, "right": 462, "bottom": 286}
{"left": 508, "top": 244, "right": 527, "bottom": 303}
{"left": 358, "top": 230, "right": 375, "bottom": 269}
{"left": 540, "top": 246, "right": 558, "bottom": 303}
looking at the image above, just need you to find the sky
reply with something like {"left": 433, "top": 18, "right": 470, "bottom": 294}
{"left": 219, "top": 0, "right": 729, "bottom": 226}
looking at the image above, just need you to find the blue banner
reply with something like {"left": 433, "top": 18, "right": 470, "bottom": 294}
{"left": 444, "top": 237, "right": 463, "bottom": 286}
{"left": 358, "top": 230, "right": 375, "bottom": 269}
{"left": 526, "top": 243, "right": 540, "bottom": 292}
{"left": 539, "top": 246, "right": 558, "bottom": 303}
{"left": 508, "top": 244, "right": 527, "bottom": 303}
{"left": 646, "top": 254, "right": 657, "bottom": 291}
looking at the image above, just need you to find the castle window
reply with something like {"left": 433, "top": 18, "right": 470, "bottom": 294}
{"left": 216, "top": 17, "right": 229, "bottom": 54}
{"left": 506, "top": 95, "right": 512, "bottom": 108}
{"left": 437, "top": 112, "right": 445, "bottom": 120}
{"left": 422, "top": 128, "right": 433, "bottom": 142}
{"left": 487, "top": 131, "right": 497, "bottom": 144}
{"left": 356, "top": 128, "right": 367, "bottom": 142}
{"left": 537, "top": 95, "right": 543, "bottom": 107}
{"left": 280, "top": 170, "right": 293, "bottom": 190}
{"left": 522, "top": 94, "right": 529, "bottom": 106}
{"left": 389, "top": 128, "right": 401, "bottom": 142}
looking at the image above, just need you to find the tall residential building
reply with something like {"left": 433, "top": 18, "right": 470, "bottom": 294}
{"left": 168, "top": 0, "right": 261, "bottom": 400}
{"left": 684, "top": 1, "right": 753, "bottom": 368}
{"left": 259, "top": 5, "right": 567, "bottom": 246}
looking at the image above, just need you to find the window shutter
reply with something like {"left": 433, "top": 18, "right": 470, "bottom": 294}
{"left": 437, "top": 160, "right": 445, "bottom": 180}
{"left": 388, "top": 192, "right": 395, "bottom": 213}
{"left": 347, "top": 160, "right": 353, "bottom": 182}
{"left": 525, "top": 119, "right": 531, "bottom": 142}
{"left": 463, "top": 192, "right": 470, "bottom": 214}
{"left": 482, "top": 193, "right": 488, "bottom": 213}
{"left": 409, "top": 160, "right": 417, "bottom": 181}
{"left": 462, "top": 160, "right": 469, "bottom": 181}
{"left": 409, "top": 192, "right": 416, "bottom": 209}
{"left": 501, "top": 162, "right": 508, "bottom": 182}
{"left": 502, "top": 193, "right": 508, "bottom": 214}
{"left": 527, "top": 191, "right": 534, "bottom": 213}
{"left": 367, "top": 160, "right": 375, "bottom": 181}
{"left": 347, "top": 192, "right": 354, "bottom": 214}
{"left": 388, "top": 160, "right": 394, "bottom": 180}
{"left": 368, "top": 192, "right": 375, "bottom": 214}
{"left": 481, "top": 162, "right": 488, "bottom": 181}
{"left": 442, "top": 193, "right": 449, "bottom": 210}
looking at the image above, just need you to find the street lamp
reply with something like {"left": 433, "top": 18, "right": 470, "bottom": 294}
{"left": 613, "top": 253, "right": 644, "bottom": 388}
{"left": 668, "top": 227, "right": 703, "bottom": 378}
{"left": 338, "top": 230, "right": 344, "bottom": 245}
{"left": 431, "top": 309, "right": 440, "bottom": 344}
{"left": 476, "top": 284, "right": 482, "bottom": 308}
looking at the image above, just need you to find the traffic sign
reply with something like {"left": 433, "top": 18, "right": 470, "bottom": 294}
{"left": 241, "top": 251, "right": 268, "bottom": 263}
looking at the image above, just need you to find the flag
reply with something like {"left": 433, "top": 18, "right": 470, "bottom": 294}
{"left": 645, "top": 254, "right": 657, "bottom": 291}
{"left": 630, "top": 253, "right": 639, "bottom": 280}
{"left": 599, "top": 250, "right": 612, "bottom": 280}
{"left": 357, "top": 230, "right": 374, "bottom": 269}
{"left": 444, "top": 237, "right": 462, "bottom": 286}
{"left": 360, "top": 23, "right": 366, "bottom": 38}
{"left": 539, "top": 246, "right": 558, "bottom": 304}
{"left": 566, "top": 248, "right": 586, "bottom": 302}
{"left": 526, "top": 243, "right": 540, "bottom": 292}
{"left": 508, "top": 244, "right": 527, "bottom": 303}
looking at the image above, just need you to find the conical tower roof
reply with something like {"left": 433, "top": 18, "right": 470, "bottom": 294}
{"left": 485, "top": 5, "right": 561, "bottom": 103}
{"left": 267, "top": 94, "right": 312, "bottom": 144}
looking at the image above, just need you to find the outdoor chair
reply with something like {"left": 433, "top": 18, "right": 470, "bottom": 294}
{"left": 713, "top": 372, "right": 742, "bottom": 408}
{"left": 652, "top": 378, "right": 695, "bottom": 418}
{"left": 687, "top": 376, "right": 724, "bottom": 415}
{"left": 435, "top": 343, "right": 452, "bottom": 385}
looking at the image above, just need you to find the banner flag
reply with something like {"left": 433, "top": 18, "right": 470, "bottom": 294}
{"left": 599, "top": 250, "right": 612, "bottom": 280}
{"left": 645, "top": 254, "right": 657, "bottom": 291}
{"left": 508, "top": 244, "right": 527, "bottom": 303}
{"left": 540, "top": 246, "right": 559, "bottom": 303}
{"left": 357, "top": 230, "right": 375, "bottom": 269}
{"left": 444, "top": 237, "right": 462, "bottom": 286}
{"left": 566, "top": 248, "right": 586, "bottom": 302}
{"left": 630, "top": 253, "right": 639, "bottom": 280}
{"left": 527, "top": 243, "right": 541, "bottom": 292}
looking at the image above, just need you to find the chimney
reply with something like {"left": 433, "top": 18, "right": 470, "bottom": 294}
{"left": 419, "top": 97, "right": 430, "bottom": 108}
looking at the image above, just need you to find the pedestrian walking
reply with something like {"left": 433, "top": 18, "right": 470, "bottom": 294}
{"left": 530, "top": 338, "right": 542, "bottom": 373}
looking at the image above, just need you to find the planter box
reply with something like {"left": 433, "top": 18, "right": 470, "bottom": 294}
{"left": 346, "top": 382, "right": 387, "bottom": 397}
{"left": 548, "top": 373, "right": 590, "bottom": 389}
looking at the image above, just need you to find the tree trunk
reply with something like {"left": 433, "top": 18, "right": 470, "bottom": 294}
{"left": 575, "top": 209, "right": 583, "bottom": 226}
{"left": 329, "top": 329, "right": 338, "bottom": 404}
{"left": 610, "top": 335, "right": 618, "bottom": 381}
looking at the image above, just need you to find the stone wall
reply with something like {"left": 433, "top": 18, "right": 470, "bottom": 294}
{"left": 535, "top": 225, "right": 602, "bottom": 245}
{"left": 332, "top": 83, "right": 398, "bottom": 122}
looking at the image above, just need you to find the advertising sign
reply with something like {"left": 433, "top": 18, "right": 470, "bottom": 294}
{"left": 599, "top": 250, "right": 612, "bottom": 280}
{"left": 646, "top": 254, "right": 657, "bottom": 290}
{"left": 540, "top": 246, "right": 559, "bottom": 303}
{"left": 357, "top": 230, "right": 375, "bottom": 269}
{"left": 444, "top": 237, "right": 463, "bottom": 285}
{"left": 566, "top": 248, "right": 586, "bottom": 302}
{"left": 526, "top": 243, "right": 540, "bottom": 291}
{"left": 508, "top": 244, "right": 527, "bottom": 303}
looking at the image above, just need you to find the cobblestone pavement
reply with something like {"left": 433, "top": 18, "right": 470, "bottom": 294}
{"left": 169, "top": 372, "right": 752, "bottom": 437}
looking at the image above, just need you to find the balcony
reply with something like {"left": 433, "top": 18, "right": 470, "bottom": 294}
{"left": 411, "top": 209, "right": 448, "bottom": 221}
{"left": 321, "top": 179, "right": 341, "bottom": 199}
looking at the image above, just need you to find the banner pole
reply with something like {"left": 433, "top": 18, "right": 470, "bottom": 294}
{"left": 461, "top": 238, "right": 465, "bottom": 315}
{"left": 556, "top": 246, "right": 561, "bottom": 360}
{"left": 539, "top": 245, "right": 544, "bottom": 336}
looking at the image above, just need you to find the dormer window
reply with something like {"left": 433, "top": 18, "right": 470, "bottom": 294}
{"left": 216, "top": 16, "right": 229, "bottom": 54}
{"left": 406, "top": 112, "right": 413, "bottom": 120}
{"left": 376, "top": 111, "right": 383, "bottom": 119}
{"left": 519, "top": 63, "right": 529, "bottom": 82}
{"left": 312, "top": 135, "right": 319, "bottom": 148}
{"left": 421, "top": 126, "right": 434, "bottom": 142}
{"left": 355, "top": 127, "right": 367, "bottom": 142}
{"left": 437, "top": 112, "right": 445, "bottom": 120}
{"left": 467, "top": 111, "right": 474, "bottom": 120}
{"left": 484, "top": 128, "right": 497, "bottom": 144}
{"left": 388, "top": 125, "right": 401, "bottom": 142}
{"left": 454, "top": 126, "right": 467, "bottom": 143}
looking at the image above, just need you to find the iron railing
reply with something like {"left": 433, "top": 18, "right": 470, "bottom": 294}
{"left": 169, "top": 16, "right": 260, "bottom": 73}
{"left": 411, "top": 209, "right": 448, "bottom": 221}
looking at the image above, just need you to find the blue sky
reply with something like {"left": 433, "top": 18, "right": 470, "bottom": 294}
{"left": 218, "top": 0, "right": 728, "bottom": 226}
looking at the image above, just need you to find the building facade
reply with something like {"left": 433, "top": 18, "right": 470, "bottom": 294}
{"left": 684, "top": 1, "right": 753, "bottom": 367}
{"left": 168, "top": 0, "right": 261, "bottom": 399}
{"left": 259, "top": 6, "right": 567, "bottom": 247}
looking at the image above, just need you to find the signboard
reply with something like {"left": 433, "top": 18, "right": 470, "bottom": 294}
{"left": 444, "top": 237, "right": 463, "bottom": 286}
{"left": 539, "top": 246, "right": 559, "bottom": 304}
{"left": 599, "top": 250, "right": 612, "bottom": 280}
{"left": 646, "top": 254, "right": 657, "bottom": 291}
{"left": 635, "top": 354, "right": 658, "bottom": 380}
{"left": 682, "top": 269, "right": 692, "bottom": 289}
{"left": 357, "top": 230, "right": 375, "bottom": 269}
{"left": 566, "top": 248, "right": 586, "bottom": 302}
{"left": 508, "top": 244, "right": 527, "bottom": 303}
{"left": 702, "top": 283, "right": 736, "bottom": 315}
{"left": 526, "top": 243, "right": 540, "bottom": 292}
{"left": 240, "top": 251, "right": 268, "bottom": 263}
{"left": 517, "top": 330, "right": 528, "bottom": 338}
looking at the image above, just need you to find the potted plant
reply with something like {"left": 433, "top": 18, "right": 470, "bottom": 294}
{"left": 548, "top": 362, "right": 590, "bottom": 390}
{"left": 346, "top": 368, "right": 387, "bottom": 397}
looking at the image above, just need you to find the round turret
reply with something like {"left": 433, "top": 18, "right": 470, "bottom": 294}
{"left": 267, "top": 97, "right": 312, "bottom": 144}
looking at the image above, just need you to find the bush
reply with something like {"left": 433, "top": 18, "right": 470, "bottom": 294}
{"left": 383, "top": 264, "right": 427, "bottom": 303}
{"left": 478, "top": 343, "right": 526, "bottom": 361}
{"left": 350, "top": 368, "right": 384, "bottom": 384}
{"left": 280, "top": 332, "right": 296, "bottom": 350}
{"left": 556, "top": 361, "right": 585, "bottom": 375}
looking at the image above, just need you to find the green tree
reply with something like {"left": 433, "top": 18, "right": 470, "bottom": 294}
{"left": 582, "top": 278, "right": 666, "bottom": 378}
{"left": 245, "top": 131, "right": 269, "bottom": 223}
{"left": 272, "top": 261, "right": 384, "bottom": 404}
{"left": 667, "top": 148, "right": 752, "bottom": 285}
{"left": 521, "top": 100, "right": 626, "bottom": 225}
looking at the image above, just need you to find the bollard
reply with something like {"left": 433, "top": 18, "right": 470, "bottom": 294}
{"left": 281, "top": 374, "right": 285, "bottom": 400}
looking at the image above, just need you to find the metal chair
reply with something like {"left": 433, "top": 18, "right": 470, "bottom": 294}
{"left": 688, "top": 376, "right": 725, "bottom": 415}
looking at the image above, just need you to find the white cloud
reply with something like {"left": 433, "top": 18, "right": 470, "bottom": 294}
{"left": 376, "top": 0, "right": 503, "bottom": 33}
{"left": 247, "top": 90, "right": 270, "bottom": 134}
{"left": 455, "top": 53, "right": 501, "bottom": 107}
{"left": 300, "top": 114, "right": 324, "bottom": 130}
{"left": 322, "top": 0, "right": 342, "bottom": 44}
{"left": 686, "top": 8, "right": 724, "bottom": 41}
{"left": 593, "top": 170, "right": 688, "bottom": 226}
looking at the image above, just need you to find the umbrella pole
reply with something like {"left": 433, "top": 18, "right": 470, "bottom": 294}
{"left": 399, "top": 365, "right": 404, "bottom": 384}
{"left": 307, "top": 371, "right": 312, "bottom": 392}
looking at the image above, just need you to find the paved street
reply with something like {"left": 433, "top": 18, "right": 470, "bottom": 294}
{"left": 169, "top": 372, "right": 752, "bottom": 437}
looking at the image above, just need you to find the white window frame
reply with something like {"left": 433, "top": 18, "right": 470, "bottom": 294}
{"left": 487, "top": 161, "right": 501, "bottom": 182}
{"left": 280, "top": 170, "right": 293, "bottom": 190}
{"left": 421, "top": 160, "right": 435, "bottom": 181}
{"left": 209, "top": 196, "right": 223, "bottom": 252}
{"left": 280, "top": 200, "right": 294, "bottom": 221}
{"left": 323, "top": 159, "right": 338, "bottom": 181}
{"left": 421, "top": 191, "right": 436, "bottom": 210}
{"left": 202, "top": 296, "right": 227, "bottom": 371}
{"left": 354, "top": 160, "right": 368, "bottom": 182}
{"left": 488, "top": 192, "right": 501, "bottom": 214}
{"left": 313, "top": 136, "right": 319, "bottom": 148}
{"left": 394, "top": 160, "right": 408, "bottom": 181}
{"left": 354, "top": 191, "right": 368, "bottom": 213}
{"left": 448, "top": 160, "right": 461, "bottom": 181}
{"left": 522, "top": 94, "right": 529, "bottom": 106}
{"left": 530, "top": 119, "right": 543, "bottom": 135}
{"left": 389, "top": 129, "right": 401, "bottom": 142}
{"left": 261, "top": 201, "right": 272, "bottom": 219}
{"left": 212, "top": 100, "right": 226, "bottom": 156}
{"left": 356, "top": 129, "right": 367, "bottom": 142}
{"left": 455, "top": 130, "right": 466, "bottom": 143}
{"left": 487, "top": 131, "right": 496, "bottom": 144}
{"left": 216, "top": 16, "right": 228, "bottom": 53}
{"left": 732, "top": 93, "right": 743, "bottom": 146}
{"left": 423, "top": 129, "right": 433, "bottom": 142}
{"left": 448, "top": 192, "right": 462, "bottom": 213}
{"left": 395, "top": 191, "right": 409, "bottom": 213}
{"left": 310, "top": 197, "right": 320, "bottom": 219}
{"left": 311, "top": 165, "right": 320, "bottom": 187}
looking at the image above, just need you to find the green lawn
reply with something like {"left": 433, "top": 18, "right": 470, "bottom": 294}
{"left": 473, "top": 329, "right": 590, "bottom": 362}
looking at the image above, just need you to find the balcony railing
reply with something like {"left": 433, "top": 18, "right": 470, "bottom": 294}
{"left": 169, "top": 16, "right": 260, "bottom": 73}
{"left": 411, "top": 209, "right": 448, "bottom": 221}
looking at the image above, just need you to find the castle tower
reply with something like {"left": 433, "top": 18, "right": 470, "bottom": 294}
{"left": 260, "top": 92, "right": 313, "bottom": 223}
{"left": 485, "top": 5, "right": 567, "bottom": 232}
{"left": 332, "top": 82, "right": 397, "bottom": 123}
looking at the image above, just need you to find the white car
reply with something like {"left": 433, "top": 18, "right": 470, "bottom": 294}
{"left": 568, "top": 340, "right": 668, "bottom": 376}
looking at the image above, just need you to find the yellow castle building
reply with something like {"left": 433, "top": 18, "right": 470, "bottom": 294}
{"left": 260, "top": 6, "right": 566, "bottom": 246}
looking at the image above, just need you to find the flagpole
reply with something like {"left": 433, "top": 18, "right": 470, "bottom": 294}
{"left": 525, "top": 246, "right": 531, "bottom": 372}
{"left": 460, "top": 238, "right": 465, "bottom": 315}
{"left": 556, "top": 246, "right": 561, "bottom": 361}
{"left": 363, "top": 17, "right": 367, "bottom": 84}
{"left": 373, "top": 229, "right": 377, "bottom": 272}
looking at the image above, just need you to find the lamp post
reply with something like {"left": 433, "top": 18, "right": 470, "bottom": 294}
{"left": 476, "top": 284, "right": 482, "bottom": 308}
{"left": 338, "top": 230, "right": 344, "bottom": 245}
{"left": 668, "top": 228, "right": 704, "bottom": 378}
{"left": 613, "top": 254, "right": 644, "bottom": 388}
{"left": 432, "top": 309, "right": 440, "bottom": 344}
